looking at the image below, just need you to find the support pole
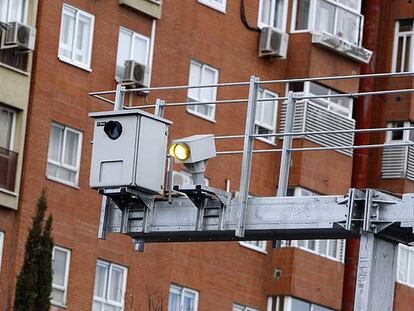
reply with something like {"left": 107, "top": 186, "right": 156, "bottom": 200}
{"left": 344, "top": 0, "right": 382, "bottom": 308}
{"left": 354, "top": 232, "right": 397, "bottom": 311}
{"left": 236, "top": 76, "right": 259, "bottom": 237}
{"left": 114, "top": 84, "right": 126, "bottom": 111}
{"left": 277, "top": 91, "right": 295, "bottom": 196}
{"left": 154, "top": 98, "right": 166, "bottom": 117}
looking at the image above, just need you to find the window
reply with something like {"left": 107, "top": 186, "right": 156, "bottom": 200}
{"left": 291, "top": 0, "right": 363, "bottom": 46}
{"left": 0, "top": 105, "right": 17, "bottom": 192}
{"left": 233, "top": 303, "right": 260, "bottom": 311}
{"left": 93, "top": 260, "right": 128, "bottom": 311}
{"left": 293, "top": 0, "right": 310, "bottom": 31}
{"left": 396, "top": 244, "right": 414, "bottom": 287}
{"left": 0, "top": 232, "right": 4, "bottom": 273}
{"left": 0, "top": 0, "right": 27, "bottom": 23}
{"left": 291, "top": 239, "right": 345, "bottom": 262}
{"left": 308, "top": 82, "right": 353, "bottom": 118}
{"left": 58, "top": 4, "right": 94, "bottom": 70}
{"left": 0, "top": 0, "right": 29, "bottom": 71}
{"left": 168, "top": 284, "right": 199, "bottom": 311}
{"left": 285, "top": 187, "right": 346, "bottom": 263}
{"left": 0, "top": 105, "right": 15, "bottom": 151}
{"left": 258, "top": 0, "right": 288, "bottom": 31}
{"left": 239, "top": 240, "right": 267, "bottom": 253}
{"left": 187, "top": 60, "right": 219, "bottom": 121}
{"left": 51, "top": 246, "right": 71, "bottom": 307}
{"left": 392, "top": 19, "right": 414, "bottom": 72}
{"left": 282, "top": 296, "right": 334, "bottom": 311}
{"left": 115, "top": 27, "right": 150, "bottom": 80}
{"left": 172, "top": 171, "right": 193, "bottom": 186}
{"left": 255, "top": 88, "right": 278, "bottom": 143}
{"left": 46, "top": 123, "right": 82, "bottom": 187}
{"left": 197, "top": 0, "right": 226, "bottom": 13}
{"left": 289, "top": 81, "right": 353, "bottom": 118}
{"left": 385, "top": 121, "right": 414, "bottom": 143}
{"left": 172, "top": 170, "right": 209, "bottom": 187}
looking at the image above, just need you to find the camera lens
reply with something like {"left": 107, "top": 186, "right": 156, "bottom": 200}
{"left": 104, "top": 121, "right": 123, "bottom": 140}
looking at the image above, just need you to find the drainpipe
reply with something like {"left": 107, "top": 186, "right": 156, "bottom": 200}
{"left": 342, "top": 0, "right": 382, "bottom": 310}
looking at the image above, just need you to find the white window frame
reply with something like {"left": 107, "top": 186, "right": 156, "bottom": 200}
{"left": 0, "top": 0, "right": 28, "bottom": 23}
{"left": 385, "top": 121, "right": 413, "bottom": 143}
{"left": 0, "top": 231, "right": 4, "bottom": 274}
{"left": 290, "top": 239, "right": 345, "bottom": 262}
{"left": 290, "top": 0, "right": 313, "bottom": 33}
{"left": 233, "top": 303, "right": 260, "bottom": 311}
{"left": 288, "top": 81, "right": 353, "bottom": 119}
{"left": 290, "top": 0, "right": 363, "bottom": 46}
{"left": 58, "top": 3, "right": 95, "bottom": 71}
{"left": 307, "top": 81, "right": 353, "bottom": 118}
{"left": 392, "top": 19, "right": 414, "bottom": 73}
{"left": 255, "top": 88, "right": 278, "bottom": 144}
{"left": 187, "top": 60, "right": 219, "bottom": 122}
{"left": 51, "top": 246, "right": 71, "bottom": 307}
{"left": 282, "top": 296, "right": 335, "bottom": 311}
{"left": 115, "top": 27, "right": 151, "bottom": 81}
{"left": 172, "top": 170, "right": 209, "bottom": 187}
{"left": 172, "top": 170, "right": 193, "bottom": 186}
{"left": 0, "top": 104, "right": 16, "bottom": 151}
{"left": 168, "top": 284, "right": 199, "bottom": 311}
{"left": 257, "top": 0, "right": 289, "bottom": 32}
{"left": 46, "top": 123, "right": 83, "bottom": 187}
{"left": 239, "top": 240, "right": 267, "bottom": 254}
{"left": 93, "top": 260, "right": 128, "bottom": 311}
{"left": 396, "top": 244, "right": 414, "bottom": 287}
{"left": 197, "top": 0, "right": 226, "bottom": 13}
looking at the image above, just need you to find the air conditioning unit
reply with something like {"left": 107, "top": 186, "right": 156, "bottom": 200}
{"left": 1, "top": 22, "right": 36, "bottom": 51}
{"left": 122, "top": 60, "right": 150, "bottom": 87}
{"left": 259, "top": 27, "right": 289, "bottom": 58}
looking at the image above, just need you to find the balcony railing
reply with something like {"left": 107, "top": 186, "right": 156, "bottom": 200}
{"left": 0, "top": 146, "right": 18, "bottom": 192}
{"left": 381, "top": 144, "right": 414, "bottom": 180}
{"left": 279, "top": 101, "right": 356, "bottom": 157}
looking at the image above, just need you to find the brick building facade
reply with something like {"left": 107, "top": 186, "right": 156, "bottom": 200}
{"left": 1, "top": 0, "right": 414, "bottom": 310}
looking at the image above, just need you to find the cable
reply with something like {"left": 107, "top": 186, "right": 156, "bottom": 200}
{"left": 240, "top": 0, "right": 261, "bottom": 33}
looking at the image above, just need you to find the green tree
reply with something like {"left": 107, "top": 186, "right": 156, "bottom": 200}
{"left": 14, "top": 189, "right": 54, "bottom": 311}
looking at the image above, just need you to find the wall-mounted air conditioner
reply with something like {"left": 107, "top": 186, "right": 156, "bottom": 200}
{"left": 122, "top": 60, "right": 150, "bottom": 88}
{"left": 259, "top": 27, "right": 289, "bottom": 58}
{"left": 1, "top": 21, "right": 36, "bottom": 51}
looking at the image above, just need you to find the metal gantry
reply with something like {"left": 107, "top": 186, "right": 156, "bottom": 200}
{"left": 90, "top": 71, "right": 414, "bottom": 311}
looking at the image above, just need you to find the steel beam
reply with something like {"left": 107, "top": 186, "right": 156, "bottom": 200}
{"left": 99, "top": 188, "right": 414, "bottom": 244}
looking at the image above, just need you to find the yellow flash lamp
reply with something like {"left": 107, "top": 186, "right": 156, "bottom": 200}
{"left": 169, "top": 143, "right": 191, "bottom": 161}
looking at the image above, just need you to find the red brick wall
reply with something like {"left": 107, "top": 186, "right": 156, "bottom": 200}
{"left": 0, "top": 208, "right": 18, "bottom": 310}
{"left": 7, "top": 0, "right": 364, "bottom": 310}
{"left": 266, "top": 247, "right": 344, "bottom": 310}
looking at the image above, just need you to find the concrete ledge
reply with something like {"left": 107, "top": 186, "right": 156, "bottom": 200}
{"left": 119, "top": 0, "right": 162, "bottom": 19}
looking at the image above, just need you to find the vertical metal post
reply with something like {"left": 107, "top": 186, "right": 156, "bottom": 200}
{"left": 236, "top": 76, "right": 259, "bottom": 237}
{"left": 277, "top": 91, "right": 295, "bottom": 196}
{"left": 97, "top": 197, "right": 110, "bottom": 240}
{"left": 154, "top": 98, "right": 166, "bottom": 117}
{"left": 354, "top": 232, "right": 397, "bottom": 311}
{"left": 114, "top": 84, "right": 126, "bottom": 111}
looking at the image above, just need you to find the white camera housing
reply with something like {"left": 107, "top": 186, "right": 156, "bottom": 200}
{"left": 89, "top": 109, "right": 172, "bottom": 194}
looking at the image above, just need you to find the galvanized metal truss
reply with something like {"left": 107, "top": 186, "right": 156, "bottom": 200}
{"left": 99, "top": 186, "right": 414, "bottom": 244}
{"left": 90, "top": 71, "right": 414, "bottom": 310}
